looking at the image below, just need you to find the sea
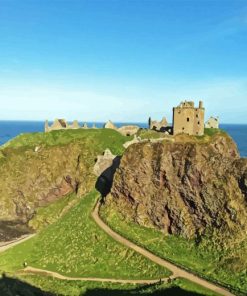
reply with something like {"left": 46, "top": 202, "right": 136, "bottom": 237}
{"left": 0, "top": 121, "right": 246, "bottom": 157}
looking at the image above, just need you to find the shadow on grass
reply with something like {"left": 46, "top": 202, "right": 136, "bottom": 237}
{"left": 0, "top": 275, "right": 207, "bottom": 296}
{"left": 0, "top": 273, "right": 55, "bottom": 296}
{"left": 83, "top": 282, "right": 207, "bottom": 296}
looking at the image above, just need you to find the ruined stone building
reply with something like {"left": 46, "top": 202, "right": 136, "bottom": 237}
{"left": 205, "top": 116, "right": 219, "bottom": 129}
{"left": 45, "top": 119, "right": 89, "bottom": 132}
{"left": 148, "top": 117, "right": 168, "bottom": 132}
{"left": 45, "top": 119, "right": 67, "bottom": 132}
{"left": 173, "top": 101, "right": 205, "bottom": 136}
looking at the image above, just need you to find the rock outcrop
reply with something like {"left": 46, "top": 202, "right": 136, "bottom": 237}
{"left": 0, "top": 128, "right": 127, "bottom": 239}
{"left": 107, "top": 132, "right": 247, "bottom": 246}
{"left": 123, "top": 135, "right": 142, "bottom": 149}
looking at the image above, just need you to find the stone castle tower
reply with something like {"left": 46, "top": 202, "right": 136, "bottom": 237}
{"left": 173, "top": 101, "right": 205, "bottom": 136}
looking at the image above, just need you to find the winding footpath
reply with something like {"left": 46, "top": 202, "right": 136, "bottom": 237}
{"left": 24, "top": 266, "right": 171, "bottom": 284}
{"left": 1, "top": 201, "right": 235, "bottom": 295}
{"left": 92, "top": 201, "right": 235, "bottom": 296}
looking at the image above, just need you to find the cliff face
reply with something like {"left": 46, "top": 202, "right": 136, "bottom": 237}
{"left": 0, "top": 129, "right": 127, "bottom": 240}
{"left": 0, "top": 143, "right": 95, "bottom": 223}
{"left": 108, "top": 132, "right": 247, "bottom": 245}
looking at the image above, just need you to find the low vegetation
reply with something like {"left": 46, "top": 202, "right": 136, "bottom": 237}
{"left": 0, "top": 128, "right": 130, "bottom": 224}
{"left": 0, "top": 274, "right": 220, "bottom": 296}
{"left": 100, "top": 203, "right": 247, "bottom": 295}
{"left": 28, "top": 193, "right": 78, "bottom": 231}
{"left": 2, "top": 128, "right": 129, "bottom": 153}
{"left": 137, "top": 129, "right": 167, "bottom": 139}
{"left": 0, "top": 190, "right": 169, "bottom": 279}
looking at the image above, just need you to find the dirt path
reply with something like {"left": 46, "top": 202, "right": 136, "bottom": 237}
{"left": 24, "top": 266, "right": 173, "bottom": 284}
{"left": 2, "top": 200, "right": 235, "bottom": 295}
{"left": 0, "top": 234, "right": 36, "bottom": 253}
{"left": 92, "top": 201, "right": 235, "bottom": 296}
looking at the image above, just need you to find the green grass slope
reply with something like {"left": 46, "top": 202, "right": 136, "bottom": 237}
{"left": 0, "top": 191, "right": 169, "bottom": 279}
{"left": 0, "top": 128, "right": 130, "bottom": 224}
{"left": 11, "top": 275, "right": 220, "bottom": 296}
{"left": 100, "top": 204, "right": 247, "bottom": 295}
{"left": 2, "top": 128, "right": 129, "bottom": 153}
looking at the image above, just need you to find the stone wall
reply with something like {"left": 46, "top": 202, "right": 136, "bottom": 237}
{"left": 173, "top": 101, "right": 205, "bottom": 136}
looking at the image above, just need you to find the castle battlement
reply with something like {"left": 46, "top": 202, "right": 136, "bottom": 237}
{"left": 173, "top": 100, "right": 205, "bottom": 136}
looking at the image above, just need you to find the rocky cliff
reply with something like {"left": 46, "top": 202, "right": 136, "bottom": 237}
{"left": 107, "top": 131, "right": 247, "bottom": 246}
{"left": 0, "top": 129, "right": 127, "bottom": 241}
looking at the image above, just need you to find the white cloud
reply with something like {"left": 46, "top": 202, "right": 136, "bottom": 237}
{"left": 0, "top": 77, "right": 246, "bottom": 123}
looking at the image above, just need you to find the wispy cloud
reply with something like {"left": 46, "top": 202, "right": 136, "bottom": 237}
{"left": 0, "top": 77, "right": 246, "bottom": 123}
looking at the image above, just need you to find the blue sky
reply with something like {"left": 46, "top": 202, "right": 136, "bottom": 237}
{"left": 0, "top": 0, "right": 247, "bottom": 123}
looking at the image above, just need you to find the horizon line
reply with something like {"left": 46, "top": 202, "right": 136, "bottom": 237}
{"left": 0, "top": 119, "right": 247, "bottom": 125}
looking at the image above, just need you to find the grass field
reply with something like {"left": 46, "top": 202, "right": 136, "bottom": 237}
{"left": 0, "top": 190, "right": 170, "bottom": 279}
{"left": 2, "top": 128, "right": 130, "bottom": 154}
{"left": 100, "top": 203, "right": 247, "bottom": 294}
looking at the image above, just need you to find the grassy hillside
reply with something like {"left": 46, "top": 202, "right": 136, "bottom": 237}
{"left": 28, "top": 193, "right": 78, "bottom": 231}
{"left": 8, "top": 274, "right": 220, "bottom": 296}
{"left": 0, "top": 128, "right": 130, "bottom": 227}
{"left": 2, "top": 128, "right": 129, "bottom": 152}
{"left": 0, "top": 190, "right": 169, "bottom": 279}
{"left": 100, "top": 204, "right": 247, "bottom": 295}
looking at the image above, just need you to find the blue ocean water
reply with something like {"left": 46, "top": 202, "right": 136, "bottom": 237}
{"left": 0, "top": 121, "right": 246, "bottom": 157}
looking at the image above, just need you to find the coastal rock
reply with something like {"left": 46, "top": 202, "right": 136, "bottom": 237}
{"left": 123, "top": 135, "right": 142, "bottom": 149}
{"left": 0, "top": 143, "right": 97, "bottom": 226}
{"left": 107, "top": 132, "right": 247, "bottom": 245}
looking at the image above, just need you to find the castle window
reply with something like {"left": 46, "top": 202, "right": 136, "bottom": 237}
{"left": 196, "top": 114, "right": 198, "bottom": 118}
{"left": 182, "top": 127, "right": 185, "bottom": 130}
{"left": 198, "top": 121, "right": 200, "bottom": 125}
{"left": 187, "top": 117, "right": 189, "bottom": 122}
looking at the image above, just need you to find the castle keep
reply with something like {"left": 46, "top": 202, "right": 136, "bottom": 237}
{"left": 173, "top": 101, "right": 205, "bottom": 136}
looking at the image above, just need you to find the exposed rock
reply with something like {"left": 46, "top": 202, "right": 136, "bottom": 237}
{"left": 82, "top": 123, "right": 88, "bottom": 129}
{"left": 34, "top": 146, "right": 40, "bottom": 152}
{"left": 107, "top": 132, "right": 247, "bottom": 246}
{"left": 0, "top": 143, "right": 97, "bottom": 226}
{"left": 123, "top": 135, "right": 142, "bottom": 149}
{"left": 118, "top": 125, "right": 140, "bottom": 136}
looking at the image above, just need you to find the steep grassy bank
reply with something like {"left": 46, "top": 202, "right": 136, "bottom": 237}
{"left": 0, "top": 128, "right": 129, "bottom": 239}
{"left": 12, "top": 274, "right": 220, "bottom": 296}
{"left": 0, "top": 191, "right": 169, "bottom": 279}
{"left": 100, "top": 204, "right": 247, "bottom": 294}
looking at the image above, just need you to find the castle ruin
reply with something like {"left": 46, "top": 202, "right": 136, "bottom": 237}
{"left": 205, "top": 116, "right": 219, "bottom": 129}
{"left": 45, "top": 119, "right": 93, "bottom": 132}
{"left": 173, "top": 101, "right": 205, "bottom": 136}
{"left": 148, "top": 117, "right": 168, "bottom": 132}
